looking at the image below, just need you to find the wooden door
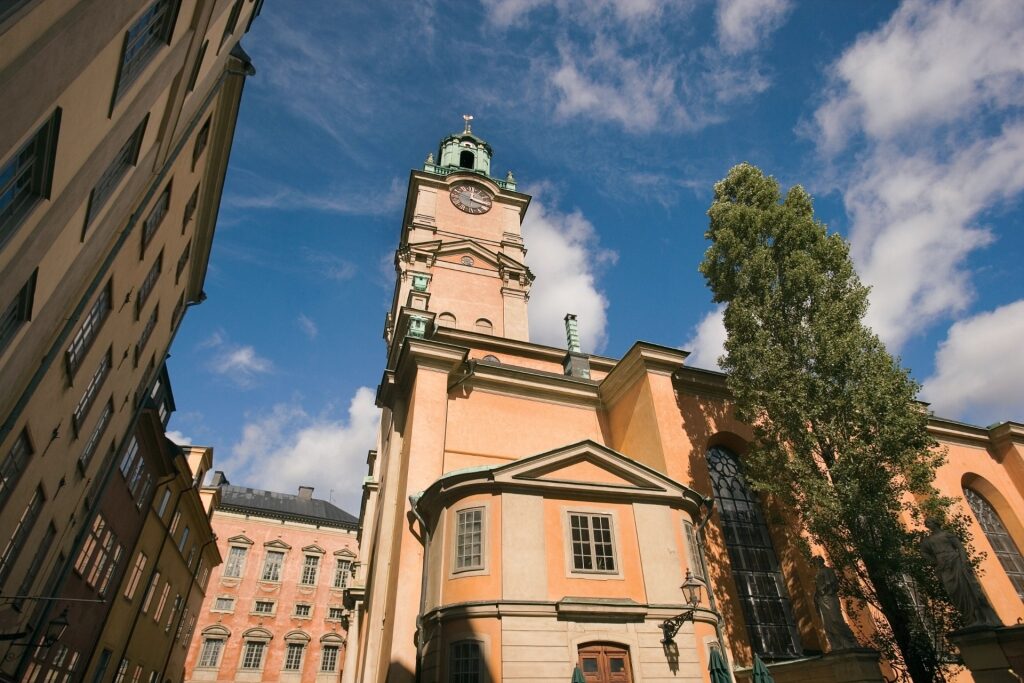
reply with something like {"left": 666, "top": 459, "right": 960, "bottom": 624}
{"left": 577, "top": 643, "right": 632, "bottom": 683}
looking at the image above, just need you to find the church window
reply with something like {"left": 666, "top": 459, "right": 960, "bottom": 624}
{"left": 568, "top": 512, "right": 616, "bottom": 573}
{"left": 459, "top": 150, "right": 475, "bottom": 168}
{"left": 448, "top": 640, "right": 482, "bottom": 683}
{"left": 454, "top": 507, "right": 484, "bottom": 572}
{"left": 706, "top": 446, "right": 801, "bottom": 660}
{"left": 964, "top": 487, "right": 1024, "bottom": 600}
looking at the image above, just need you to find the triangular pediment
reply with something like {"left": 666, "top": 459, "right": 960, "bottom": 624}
{"left": 302, "top": 544, "right": 325, "bottom": 554}
{"left": 434, "top": 240, "right": 501, "bottom": 270}
{"left": 263, "top": 539, "right": 292, "bottom": 550}
{"left": 226, "top": 534, "right": 254, "bottom": 546}
{"left": 334, "top": 548, "right": 356, "bottom": 558}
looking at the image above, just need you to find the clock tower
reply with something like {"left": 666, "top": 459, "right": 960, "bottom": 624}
{"left": 384, "top": 116, "right": 533, "bottom": 362}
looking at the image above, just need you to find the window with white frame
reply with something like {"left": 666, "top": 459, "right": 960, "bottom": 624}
{"left": 333, "top": 557, "right": 351, "bottom": 588}
{"left": 66, "top": 282, "right": 111, "bottom": 377}
{"left": 197, "top": 627, "right": 228, "bottom": 667}
{"left": 283, "top": 643, "right": 304, "bottom": 671}
{"left": 123, "top": 551, "right": 147, "bottom": 600}
{"left": 449, "top": 640, "right": 482, "bottom": 683}
{"left": 300, "top": 554, "right": 319, "bottom": 585}
{"left": 261, "top": 550, "right": 284, "bottom": 581}
{"left": 213, "top": 597, "right": 234, "bottom": 611}
{"left": 682, "top": 520, "right": 706, "bottom": 581}
{"left": 253, "top": 600, "right": 274, "bottom": 615}
{"left": 328, "top": 607, "right": 343, "bottom": 620}
{"left": 569, "top": 512, "right": 616, "bottom": 573}
{"left": 320, "top": 645, "right": 339, "bottom": 672}
{"left": 294, "top": 604, "right": 311, "bottom": 617}
{"left": 240, "top": 641, "right": 266, "bottom": 670}
{"left": 223, "top": 545, "right": 247, "bottom": 578}
{"left": 454, "top": 507, "right": 484, "bottom": 571}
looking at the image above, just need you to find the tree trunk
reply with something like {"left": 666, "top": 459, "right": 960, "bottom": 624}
{"left": 864, "top": 561, "right": 940, "bottom": 682}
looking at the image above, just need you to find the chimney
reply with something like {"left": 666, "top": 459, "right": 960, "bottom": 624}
{"left": 562, "top": 313, "right": 591, "bottom": 379}
{"left": 298, "top": 486, "right": 314, "bottom": 500}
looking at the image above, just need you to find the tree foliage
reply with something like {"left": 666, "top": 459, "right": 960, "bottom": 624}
{"left": 700, "top": 163, "right": 969, "bottom": 681}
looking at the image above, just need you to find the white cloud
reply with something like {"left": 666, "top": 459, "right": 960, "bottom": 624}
{"left": 165, "top": 430, "right": 193, "bottom": 446}
{"left": 682, "top": 305, "right": 727, "bottom": 370}
{"left": 297, "top": 314, "right": 318, "bottom": 340}
{"left": 226, "top": 176, "right": 404, "bottom": 217}
{"left": 217, "top": 387, "right": 380, "bottom": 514}
{"left": 716, "top": 0, "right": 792, "bottom": 55}
{"left": 201, "top": 331, "right": 274, "bottom": 388}
{"left": 522, "top": 187, "right": 616, "bottom": 352}
{"left": 483, "top": 0, "right": 671, "bottom": 28}
{"left": 809, "top": 0, "right": 1024, "bottom": 350}
{"left": 922, "top": 300, "right": 1024, "bottom": 424}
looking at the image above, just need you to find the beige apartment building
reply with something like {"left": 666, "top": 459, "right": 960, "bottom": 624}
{"left": 0, "top": 1, "right": 261, "bottom": 680}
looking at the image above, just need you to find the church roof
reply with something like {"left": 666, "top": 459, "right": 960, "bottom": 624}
{"left": 217, "top": 483, "right": 358, "bottom": 529}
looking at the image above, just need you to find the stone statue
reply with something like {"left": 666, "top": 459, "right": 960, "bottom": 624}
{"left": 920, "top": 516, "right": 1001, "bottom": 628}
{"left": 425, "top": 152, "right": 434, "bottom": 165}
{"left": 506, "top": 170, "right": 515, "bottom": 183}
{"left": 813, "top": 556, "right": 860, "bottom": 651}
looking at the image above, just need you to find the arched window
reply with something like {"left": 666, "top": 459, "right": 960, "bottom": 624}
{"left": 474, "top": 318, "right": 492, "bottom": 334}
{"left": 706, "top": 446, "right": 801, "bottom": 660}
{"left": 459, "top": 150, "right": 475, "bottom": 168}
{"left": 438, "top": 312, "right": 456, "bottom": 327}
{"left": 964, "top": 487, "right": 1024, "bottom": 600}
{"left": 196, "top": 625, "right": 230, "bottom": 669}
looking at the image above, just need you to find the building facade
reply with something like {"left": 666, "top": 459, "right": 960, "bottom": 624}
{"left": 344, "top": 123, "right": 1024, "bottom": 682}
{"left": 184, "top": 477, "right": 359, "bottom": 683}
{"left": 0, "top": 0, "right": 261, "bottom": 679}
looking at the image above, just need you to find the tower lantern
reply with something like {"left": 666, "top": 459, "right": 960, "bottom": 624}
{"left": 433, "top": 113, "right": 494, "bottom": 177}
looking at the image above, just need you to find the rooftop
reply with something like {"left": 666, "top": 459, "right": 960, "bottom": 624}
{"left": 211, "top": 473, "right": 358, "bottom": 529}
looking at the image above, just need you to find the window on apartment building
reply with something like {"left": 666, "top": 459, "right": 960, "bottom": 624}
{"left": 72, "top": 347, "right": 111, "bottom": 434}
{"left": 92, "top": 650, "right": 112, "bottom": 683}
{"left": 568, "top": 512, "right": 616, "bottom": 573}
{"left": 152, "top": 580, "right": 171, "bottom": 621}
{"left": 220, "top": 0, "right": 243, "bottom": 48}
{"left": 84, "top": 116, "right": 148, "bottom": 233}
{"left": 134, "top": 304, "right": 158, "bottom": 367}
{"left": 178, "top": 526, "right": 189, "bottom": 552}
{"left": 15, "top": 521, "right": 54, "bottom": 602}
{"left": 260, "top": 550, "right": 284, "bottom": 582}
{"left": 129, "top": 664, "right": 142, "bottom": 683}
{"left": 169, "top": 510, "right": 181, "bottom": 536}
{"left": 123, "top": 552, "right": 147, "bottom": 600}
{"left": 186, "top": 40, "right": 208, "bottom": 93}
{"left": 79, "top": 398, "right": 113, "bottom": 470}
{"left": 240, "top": 630, "right": 270, "bottom": 670}
{"left": 454, "top": 507, "right": 484, "bottom": 572}
{"left": 213, "top": 596, "right": 234, "bottom": 611}
{"left": 253, "top": 600, "right": 274, "bottom": 615}
{"left": 328, "top": 607, "right": 343, "bottom": 620}
{"left": 283, "top": 642, "right": 305, "bottom": 671}
{"left": 156, "top": 488, "right": 171, "bottom": 518}
{"left": 135, "top": 251, "right": 162, "bottom": 319}
{"left": 294, "top": 604, "right": 311, "bottom": 618}
{"left": 198, "top": 561, "right": 210, "bottom": 590}
{"left": 140, "top": 181, "right": 171, "bottom": 255}
{"left": 300, "top": 555, "right": 319, "bottom": 585}
{"left": 113, "top": 658, "right": 129, "bottom": 683}
{"left": 113, "top": 0, "right": 180, "bottom": 103}
{"left": 0, "top": 110, "right": 60, "bottom": 247}
{"left": 0, "top": 485, "right": 44, "bottom": 584}
{"left": 320, "top": 645, "right": 339, "bottom": 673}
{"left": 964, "top": 487, "right": 1024, "bottom": 600}
{"left": 178, "top": 609, "right": 195, "bottom": 644}
{"left": 192, "top": 118, "right": 211, "bottom": 169}
{"left": 0, "top": 428, "right": 33, "bottom": 513}
{"left": 66, "top": 281, "right": 112, "bottom": 377}
{"left": 333, "top": 558, "right": 351, "bottom": 588}
{"left": 197, "top": 637, "right": 224, "bottom": 668}
{"left": 75, "top": 514, "right": 124, "bottom": 594}
{"left": 223, "top": 545, "right": 248, "bottom": 578}
{"left": 449, "top": 641, "right": 482, "bottom": 683}
{"left": 165, "top": 594, "right": 182, "bottom": 632}
{"left": 187, "top": 543, "right": 197, "bottom": 569}
{"left": 0, "top": 269, "right": 38, "bottom": 357}
{"left": 141, "top": 571, "right": 160, "bottom": 613}
{"left": 175, "top": 241, "right": 192, "bottom": 285}
{"left": 119, "top": 437, "right": 139, "bottom": 477}
{"left": 183, "top": 185, "right": 199, "bottom": 231}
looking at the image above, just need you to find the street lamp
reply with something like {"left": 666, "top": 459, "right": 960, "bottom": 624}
{"left": 1, "top": 608, "right": 70, "bottom": 649}
{"left": 660, "top": 570, "right": 704, "bottom": 644}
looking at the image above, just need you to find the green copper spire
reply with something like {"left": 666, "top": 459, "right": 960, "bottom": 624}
{"left": 423, "top": 115, "right": 516, "bottom": 190}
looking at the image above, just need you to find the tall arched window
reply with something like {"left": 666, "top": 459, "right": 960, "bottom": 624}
{"left": 707, "top": 446, "right": 801, "bottom": 660}
{"left": 964, "top": 487, "right": 1024, "bottom": 600}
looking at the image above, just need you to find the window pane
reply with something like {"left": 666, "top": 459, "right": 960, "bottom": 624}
{"left": 964, "top": 487, "right": 1024, "bottom": 600}
{"left": 455, "top": 508, "right": 483, "bottom": 570}
{"left": 223, "top": 546, "right": 247, "bottom": 577}
{"left": 449, "top": 641, "right": 481, "bottom": 683}
{"left": 261, "top": 550, "right": 283, "bottom": 581}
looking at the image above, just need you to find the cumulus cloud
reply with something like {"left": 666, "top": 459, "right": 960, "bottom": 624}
{"left": 216, "top": 387, "right": 380, "bottom": 514}
{"left": 521, "top": 188, "right": 616, "bottom": 352}
{"left": 682, "top": 305, "right": 727, "bottom": 370}
{"left": 922, "top": 300, "right": 1024, "bottom": 424}
{"left": 297, "top": 314, "right": 318, "bottom": 340}
{"left": 226, "top": 176, "right": 404, "bottom": 217}
{"left": 201, "top": 331, "right": 274, "bottom": 388}
{"left": 716, "top": 0, "right": 792, "bottom": 55}
{"left": 810, "top": 0, "right": 1024, "bottom": 350}
{"left": 165, "top": 430, "right": 193, "bottom": 446}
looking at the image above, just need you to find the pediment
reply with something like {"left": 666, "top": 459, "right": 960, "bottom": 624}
{"left": 334, "top": 548, "right": 356, "bottom": 558}
{"left": 409, "top": 239, "right": 529, "bottom": 274}
{"left": 495, "top": 441, "right": 675, "bottom": 494}
{"left": 263, "top": 539, "right": 292, "bottom": 550}
{"left": 226, "top": 534, "right": 254, "bottom": 546}
{"left": 302, "top": 544, "right": 325, "bottom": 555}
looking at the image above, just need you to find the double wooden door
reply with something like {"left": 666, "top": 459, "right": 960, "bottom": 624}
{"left": 577, "top": 643, "right": 632, "bottom": 683}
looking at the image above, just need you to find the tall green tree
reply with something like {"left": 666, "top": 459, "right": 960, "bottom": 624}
{"left": 700, "top": 163, "right": 966, "bottom": 682}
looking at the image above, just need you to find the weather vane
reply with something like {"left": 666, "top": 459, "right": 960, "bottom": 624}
{"left": 463, "top": 113, "right": 473, "bottom": 134}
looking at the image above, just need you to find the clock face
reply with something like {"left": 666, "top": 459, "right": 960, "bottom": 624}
{"left": 450, "top": 184, "right": 493, "bottom": 214}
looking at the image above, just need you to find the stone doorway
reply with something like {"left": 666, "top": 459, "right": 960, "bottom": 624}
{"left": 577, "top": 643, "right": 633, "bottom": 682}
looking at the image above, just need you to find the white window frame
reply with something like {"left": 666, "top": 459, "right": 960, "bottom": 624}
{"left": 450, "top": 504, "right": 488, "bottom": 577}
{"left": 562, "top": 508, "right": 623, "bottom": 579}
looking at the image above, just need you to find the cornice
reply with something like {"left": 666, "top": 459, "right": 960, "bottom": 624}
{"left": 421, "top": 599, "right": 719, "bottom": 626}
{"left": 927, "top": 417, "right": 994, "bottom": 448}
{"left": 455, "top": 359, "right": 601, "bottom": 408}
{"left": 673, "top": 365, "right": 732, "bottom": 401}
{"left": 989, "top": 421, "right": 1024, "bottom": 447}
{"left": 431, "top": 328, "right": 618, "bottom": 373}
{"left": 599, "top": 342, "right": 689, "bottom": 408}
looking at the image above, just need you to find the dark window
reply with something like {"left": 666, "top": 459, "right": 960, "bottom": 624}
{"left": 0, "top": 484, "right": 44, "bottom": 584}
{"left": 73, "top": 347, "right": 112, "bottom": 433}
{"left": 176, "top": 241, "right": 191, "bottom": 283}
{"left": 183, "top": 186, "right": 199, "bottom": 231}
{"left": 569, "top": 513, "right": 616, "bottom": 572}
{"left": 136, "top": 250, "right": 163, "bottom": 319}
{"left": 459, "top": 150, "right": 474, "bottom": 168}
{"left": 707, "top": 446, "right": 801, "bottom": 660}
{"left": 15, "top": 522, "right": 55, "bottom": 601}
{"left": 192, "top": 118, "right": 211, "bottom": 169}
{"left": 0, "top": 269, "right": 36, "bottom": 356}
{"left": 320, "top": 645, "right": 338, "bottom": 672}
{"left": 134, "top": 304, "right": 158, "bottom": 366}
{"left": 448, "top": 641, "right": 481, "bottom": 683}
{"left": 220, "top": 0, "right": 243, "bottom": 48}
{"left": 66, "top": 281, "right": 112, "bottom": 377}
{"left": 186, "top": 40, "right": 208, "bottom": 93}
{"left": 141, "top": 184, "right": 170, "bottom": 256}
{"left": 84, "top": 116, "right": 147, "bottom": 233}
{"left": 0, "top": 110, "right": 60, "bottom": 247}
{"left": 114, "top": 0, "right": 179, "bottom": 103}
{"left": 283, "top": 643, "right": 303, "bottom": 670}
{"left": 79, "top": 398, "right": 113, "bottom": 469}
{"left": 171, "top": 292, "right": 185, "bottom": 331}
{"left": 964, "top": 487, "right": 1024, "bottom": 600}
{"left": 0, "top": 429, "right": 33, "bottom": 513}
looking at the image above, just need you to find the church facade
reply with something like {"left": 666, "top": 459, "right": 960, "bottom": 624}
{"left": 342, "top": 122, "right": 1024, "bottom": 683}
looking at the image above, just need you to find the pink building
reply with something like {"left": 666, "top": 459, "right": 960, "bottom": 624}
{"left": 185, "top": 474, "right": 358, "bottom": 683}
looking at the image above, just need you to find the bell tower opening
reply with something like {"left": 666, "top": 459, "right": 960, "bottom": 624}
{"left": 459, "top": 150, "right": 475, "bottom": 168}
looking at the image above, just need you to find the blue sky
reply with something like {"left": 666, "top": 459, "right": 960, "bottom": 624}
{"left": 167, "top": 0, "right": 1024, "bottom": 514}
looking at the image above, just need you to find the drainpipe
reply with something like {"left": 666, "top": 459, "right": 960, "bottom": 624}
{"left": 408, "top": 494, "right": 431, "bottom": 683}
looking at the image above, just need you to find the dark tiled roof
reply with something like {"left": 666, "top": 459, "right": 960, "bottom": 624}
{"left": 217, "top": 485, "right": 358, "bottom": 529}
